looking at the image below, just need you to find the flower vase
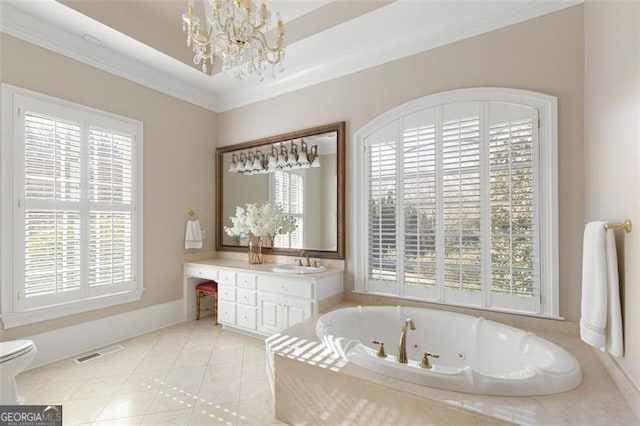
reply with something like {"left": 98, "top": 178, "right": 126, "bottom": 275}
{"left": 248, "top": 235, "right": 263, "bottom": 264}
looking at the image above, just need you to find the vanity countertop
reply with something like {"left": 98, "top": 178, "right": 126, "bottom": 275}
{"left": 269, "top": 304, "right": 638, "bottom": 425}
{"left": 184, "top": 258, "right": 343, "bottom": 280}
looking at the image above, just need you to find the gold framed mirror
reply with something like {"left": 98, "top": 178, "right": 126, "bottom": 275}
{"left": 215, "top": 122, "right": 345, "bottom": 259}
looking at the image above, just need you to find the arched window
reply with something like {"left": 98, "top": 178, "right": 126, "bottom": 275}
{"left": 354, "top": 88, "right": 559, "bottom": 318}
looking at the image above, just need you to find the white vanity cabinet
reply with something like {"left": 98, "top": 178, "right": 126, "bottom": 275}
{"left": 257, "top": 275, "right": 313, "bottom": 334}
{"left": 216, "top": 270, "right": 236, "bottom": 325}
{"left": 183, "top": 259, "right": 343, "bottom": 337}
{"left": 235, "top": 272, "right": 258, "bottom": 330}
{"left": 257, "top": 292, "right": 312, "bottom": 335}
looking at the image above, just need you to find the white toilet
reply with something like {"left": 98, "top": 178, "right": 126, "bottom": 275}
{"left": 0, "top": 340, "right": 37, "bottom": 405}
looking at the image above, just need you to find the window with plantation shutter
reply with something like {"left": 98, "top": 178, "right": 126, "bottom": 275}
{"left": 271, "top": 170, "right": 304, "bottom": 248}
{"left": 356, "top": 89, "right": 558, "bottom": 318}
{"left": 1, "top": 85, "right": 143, "bottom": 327}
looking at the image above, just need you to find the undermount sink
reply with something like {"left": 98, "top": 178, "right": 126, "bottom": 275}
{"left": 272, "top": 264, "right": 327, "bottom": 274}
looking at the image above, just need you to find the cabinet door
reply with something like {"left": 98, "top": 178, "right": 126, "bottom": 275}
{"left": 282, "top": 297, "right": 312, "bottom": 329}
{"left": 237, "top": 305, "right": 257, "bottom": 331}
{"left": 257, "top": 292, "right": 283, "bottom": 335}
{"left": 237, "top": 273, "right": 257, "bottom": 290}
{"left": 237, "top": 288, "right": 257, "bottom": 306}
{"left": 185, "top": 266, "right": 219, "bottom": 281}
{"left": 218, "top": 270, "right": 237, "bottom": 287}
{"left": 218, "top": 300, "right": 236, "bottom": 325}
{"left": 218, "top": 285, "right": 236, "bottom": 302}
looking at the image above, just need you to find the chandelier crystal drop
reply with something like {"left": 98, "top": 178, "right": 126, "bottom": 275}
{"left": 182, "top": 0, "right": 285, "bottom": 80}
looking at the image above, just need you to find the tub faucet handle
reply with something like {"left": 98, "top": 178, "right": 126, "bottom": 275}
{"left": 371, "top": 339, "right": 387, "bottom": 358}
{"left": 420, "top": 352, "right": 440, "bottom": 369}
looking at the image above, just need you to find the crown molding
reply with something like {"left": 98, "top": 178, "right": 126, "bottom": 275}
{"left": 0, "top": 1, "right": 219, "bottom": 112}
{"left": 213, "top": 1, "right": 582, "bottom": 111}
{"left": 0, "top": 0, "right": 581, "bottom": 114}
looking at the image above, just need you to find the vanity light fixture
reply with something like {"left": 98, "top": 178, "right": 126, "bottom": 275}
{"left": 229, "top": 139, "right": 321, "bottom": 175}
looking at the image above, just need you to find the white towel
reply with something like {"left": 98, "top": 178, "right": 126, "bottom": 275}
{"left": 580, "top": 221, "right": 624, "bottom": 357}
{"left": 185, "top": 219, "right": 203, "bottom": 250}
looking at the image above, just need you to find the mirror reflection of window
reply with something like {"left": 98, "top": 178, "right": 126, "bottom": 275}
{"left": 270, "top": 170, "right": 304, "bottom": 248}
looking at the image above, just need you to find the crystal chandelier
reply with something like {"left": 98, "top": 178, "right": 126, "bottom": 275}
{"left": 182, "top": 0, "right": 285, "bottom": 80}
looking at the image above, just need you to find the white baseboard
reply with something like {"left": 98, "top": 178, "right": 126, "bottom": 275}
{"left": 593, "top": 349, "right": 640, "bottom": 421}
{"left": 26, "top": 299, "right": 184, "bottom": 369}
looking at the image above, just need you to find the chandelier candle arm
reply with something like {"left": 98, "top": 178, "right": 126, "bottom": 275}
{"left": 182, "top": 0, "right": 285, "bottom": 79}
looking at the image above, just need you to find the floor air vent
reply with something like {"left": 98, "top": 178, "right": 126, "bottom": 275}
{"left": 74, "top": 344, "right": 125, "bottom": 364}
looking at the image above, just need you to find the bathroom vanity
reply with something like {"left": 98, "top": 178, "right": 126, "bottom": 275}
{"left": 183, "top": 259, "right": 343, "bottom": 336}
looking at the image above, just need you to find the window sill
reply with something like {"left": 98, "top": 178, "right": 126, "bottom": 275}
{"left": 1, "top": 289, "right": 143, "bottom": 329}
{"left": 350, "top": 290, "right": 565, "bottom": 321}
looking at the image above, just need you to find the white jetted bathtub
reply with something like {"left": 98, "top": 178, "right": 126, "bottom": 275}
{"left": 315, "top": 306, "right": 582, "bottom": 396}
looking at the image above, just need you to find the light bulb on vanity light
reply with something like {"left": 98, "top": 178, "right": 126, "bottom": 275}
{"left": 310, "top": 145, "right": 321, "bottom": 168}
{"left": 229, "top": 153, "right": 239, "bottom": 173}
{"left": 298, "top": 154, "right": 310, "bottom": 168}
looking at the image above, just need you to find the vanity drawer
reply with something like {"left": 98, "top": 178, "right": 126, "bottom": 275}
{"left": 237, "top": 273, "right": 257, "bottom": 290}
{"left": 218, "top": 285, "right": 236, "bottom": 302}
{"left": 186, "top": 266, "right": 218, "bottom": 281}
{"left": 258, "top": 276, "right": 313, "bottom": 299}
{"left": 237, "top": 305, "right": 257, "bottom": 330}
{"left": 237, "top": 288, "right": 257, "bottom": 306}
{"left": 218, "top": 270, "right": 236, "bottom": 287}
{"left": 218, "top": 300, "right": 236, "bottom": 325}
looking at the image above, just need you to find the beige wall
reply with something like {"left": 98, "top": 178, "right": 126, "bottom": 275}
{"left": 584, "top": 0, "right": 640, "bottom": 388}
{"left": 219, "top": 6, "right": 585, "bottom": 320}
{"left": 0, "top": 34, "right": 218, "bottom": 340}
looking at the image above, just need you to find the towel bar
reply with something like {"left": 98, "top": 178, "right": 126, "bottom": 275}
{"left": 604, "top": 219, "right": 632, "bottom": 233}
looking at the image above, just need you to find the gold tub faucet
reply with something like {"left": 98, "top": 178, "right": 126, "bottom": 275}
{"left": 398, "top": 318, "right": 416, "bottom": 364}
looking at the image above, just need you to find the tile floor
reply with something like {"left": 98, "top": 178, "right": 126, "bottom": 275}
{"left": 16, "top": 319, "right": 284, "bottom": 425}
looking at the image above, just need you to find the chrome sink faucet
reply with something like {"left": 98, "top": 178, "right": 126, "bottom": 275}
{"left": 398, "top": 318, "right": 416, "bottom": 364}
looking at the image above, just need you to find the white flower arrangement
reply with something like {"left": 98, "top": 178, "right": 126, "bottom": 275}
{"left": 225, "top": 202, "right": 297, "bottom": 240}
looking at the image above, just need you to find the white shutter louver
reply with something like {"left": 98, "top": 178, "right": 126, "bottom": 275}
{"left": 24, "top": 114, "right": 81, "bottom": 201}
{"left": 23, "top": 113, "right": 82, "bottom": 307}
{"left": 88, "top": 127, "right": 134, "bottom": 290}
{"left": 441, "top": 114, "right": 482, "bottom": 292}
{"left": 89, "top": 128, "right": 133, "bottom": 204}
{"left": 24, "top": 211, "right": 81, "bottom": 298}
{"left": 489, "top": 114, "right": 537, "bottom": 298}
{"left": 367, "top": 126, "right": 397, "bottom": 285}
{"left": 403, "top": 118, "right": 437, "bottom": 288}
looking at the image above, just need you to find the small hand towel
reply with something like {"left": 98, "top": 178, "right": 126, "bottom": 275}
{"left": 580, "top": 221, "right": 624, "bottom": 357}
{"left": 604, "top": 226, "right": 624, "bottom": 357}
{"left": 185, "top": 219, "right": 203, "bottom": 250}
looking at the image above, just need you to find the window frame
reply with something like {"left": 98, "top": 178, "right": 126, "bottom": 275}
{"left": 1, "top": 84, "right": 144, "bottom": 328}
{"left": 353, "top": 88, "right": 559, "bottom": 319}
